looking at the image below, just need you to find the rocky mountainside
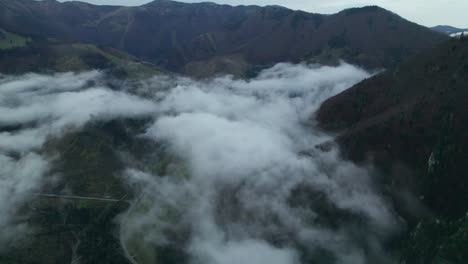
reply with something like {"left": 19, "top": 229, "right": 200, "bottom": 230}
{"left": 316, "top": 37, "right": 468, "bottom": 263}
{"left": 0, "top": 0, "right": 447, "bottom": 76}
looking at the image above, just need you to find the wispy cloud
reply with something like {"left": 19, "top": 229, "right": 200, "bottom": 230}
{"left": 0, "top": 71, "right": 157, "bottom": 247}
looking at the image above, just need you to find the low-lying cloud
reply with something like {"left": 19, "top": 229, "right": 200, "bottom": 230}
{"left": 0, "top": 63, "right": 398, "bottom": 263}
{"left": 121, "top": 63, "right": 398, "bottom": 264}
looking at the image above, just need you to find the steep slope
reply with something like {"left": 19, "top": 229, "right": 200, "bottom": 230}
{"left": 316, "top": 37, "right": 468, "bottom": 263}
{"left": 0, "top": 29, "right": 161, "bottom": 77}
{"left": 0, "top": 0, "right": 447, "bottom": 76}
{"left": 317, "top": 37, "right": 468, "bottom": 216}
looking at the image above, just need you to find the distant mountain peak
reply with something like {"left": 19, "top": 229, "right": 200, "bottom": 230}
{"left": 340, "top": 5, "right": 388, "bottom": 14}
{"left": 143, "top": 0, "right": 181, "bottom": 5}
{"left": 149, "top": 0, "right": 174, "bottom": 3}
{"left": 432, "top": 25, "right": 468, "bottom": 34}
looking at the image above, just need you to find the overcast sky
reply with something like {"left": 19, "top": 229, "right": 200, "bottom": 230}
{"left": 58, "top": 0, "right": 467, "bottom": 28}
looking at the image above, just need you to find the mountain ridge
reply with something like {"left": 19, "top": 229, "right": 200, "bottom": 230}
{"left": 0, "top": 0, "right": 448, "bottom": 76}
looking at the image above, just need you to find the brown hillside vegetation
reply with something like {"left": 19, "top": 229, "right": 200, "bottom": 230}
{"left": 0, "top": 0, "right": 447, "bottom": 76}
{"left": 317, "top": 37, "right": 468, "bottom": 218}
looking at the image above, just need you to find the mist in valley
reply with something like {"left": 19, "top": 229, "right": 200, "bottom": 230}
{"left": 0, "top": 63, "right": 400, "bottom": 263}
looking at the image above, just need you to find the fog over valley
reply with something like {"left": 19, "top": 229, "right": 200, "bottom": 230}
{"left": 0, "top": 64, "right": 401, "bottom": 263}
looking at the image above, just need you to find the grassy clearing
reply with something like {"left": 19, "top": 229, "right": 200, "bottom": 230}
{"left": 0, "top": 29, "right": 30, "bottom": 50}
{"left": 55, "top": 43, "right": 161, "bottom": 78}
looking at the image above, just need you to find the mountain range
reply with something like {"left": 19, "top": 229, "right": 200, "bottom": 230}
{"left": 0, "top": 0, "right": 447, "bottom": 76}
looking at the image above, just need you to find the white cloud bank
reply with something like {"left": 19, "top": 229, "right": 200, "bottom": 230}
{"left": 120, "top": 63, "right": 399, "bottom": 264}
{"left": 0, "top": 63, "right": 399, "bottom": 262}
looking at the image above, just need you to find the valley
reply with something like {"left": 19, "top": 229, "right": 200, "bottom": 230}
{"left": 0, "top": 1, "right": 466, "bottom": 264}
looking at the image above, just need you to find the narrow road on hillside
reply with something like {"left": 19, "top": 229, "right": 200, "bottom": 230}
{"left": 35, "top": 193, "right": 129, "bottom": 203}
